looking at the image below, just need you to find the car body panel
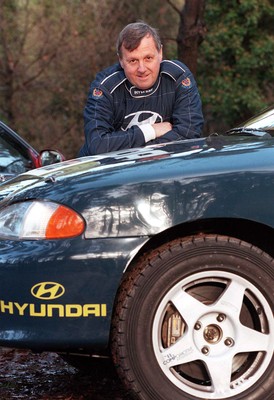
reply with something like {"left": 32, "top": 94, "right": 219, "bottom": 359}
{"left": 0, "top": 107, "right": 274, "bottom": 354}
{"left": 0, "top": 236, "right": 146, "bottom": 352}
{"left": 2, "top": 136, "right": 274, "bottom": 235}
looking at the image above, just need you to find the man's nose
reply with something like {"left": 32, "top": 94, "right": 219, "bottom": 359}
{"left": 137, "top": 61, "right": 146, "bottom": 72}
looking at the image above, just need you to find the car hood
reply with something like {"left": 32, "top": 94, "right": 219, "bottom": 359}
{"left": 0, "top": 134, "right": 273, "bottom": 205}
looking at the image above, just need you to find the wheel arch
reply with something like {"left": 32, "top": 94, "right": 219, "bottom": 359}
{"left": 125, "top": 217, "right": 274, "bottom": 274}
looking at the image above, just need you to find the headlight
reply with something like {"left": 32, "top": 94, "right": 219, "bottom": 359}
{"left": 0, "top": 201, "right": 85, "bottom": 239}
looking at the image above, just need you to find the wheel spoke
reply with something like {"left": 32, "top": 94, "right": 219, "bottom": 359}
{"left": 205, "top": 356, "right": 233, "bottom": 394}
{"left": 159, "top": 334, "right": 201, "bottom": 368}
{"left": 215, "top": 279, "right": 246, "bottom": 316}
{"left": 170, "top": 288, "right": 208, "bottom": 322}
{"left": 237, "top": 325, "right": 271, "bottom": 352}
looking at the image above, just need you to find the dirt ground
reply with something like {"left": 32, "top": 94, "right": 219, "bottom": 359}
{"left": 0, "top": 348, "right": 129, "bottom": 400}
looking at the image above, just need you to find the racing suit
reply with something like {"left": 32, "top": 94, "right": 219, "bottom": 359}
{"left": 79, "top": 60, "right": 204, "bottom": 156}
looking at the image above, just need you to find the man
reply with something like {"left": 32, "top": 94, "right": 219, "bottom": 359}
{"left": 79, "top": 21, "right": 204, "bottom": 156}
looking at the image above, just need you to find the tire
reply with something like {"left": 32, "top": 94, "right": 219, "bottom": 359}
{"left": 111, "top": 235, "right": 274, "bottom": 400}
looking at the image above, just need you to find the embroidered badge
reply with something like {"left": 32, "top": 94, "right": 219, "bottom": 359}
{"left": 181, "top": 78, "right": 191, "bottom": 88}
{"left": 92, "top": 88, "right": 103, "bottom": 98}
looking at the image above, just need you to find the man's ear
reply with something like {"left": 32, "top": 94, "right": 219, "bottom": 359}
{"left": 160, "top": 45, "right": 163, "bottom": 61}
{"left": 118, "top": 56, "right": 124, "bottom": 69}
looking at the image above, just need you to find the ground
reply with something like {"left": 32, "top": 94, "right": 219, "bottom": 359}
{"left": 0, "top": 348, "right": 129, "bottom": 399}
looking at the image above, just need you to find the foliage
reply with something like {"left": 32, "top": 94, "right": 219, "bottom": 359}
{"left": 0, "top": 0, "right": 273, "bottom": 156}
{"left": 197, "top": 0, "right": 274, "bottom": 131}
{"left": 0, "top": 0, "right": 178, "bottom": 158}
{"left": 0, "top": 0, "right": 107, "bottom": 157}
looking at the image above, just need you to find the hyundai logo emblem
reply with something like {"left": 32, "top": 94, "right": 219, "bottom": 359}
{"left": 31, "top": 282, "right": 65, "bottom": 300}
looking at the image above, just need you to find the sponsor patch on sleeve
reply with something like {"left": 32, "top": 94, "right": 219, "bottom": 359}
{"left": 181, "top": 77, "right": 192, "bottom": 88}
{"left": 92, "top": 88, "right": 103, "bottom": 99}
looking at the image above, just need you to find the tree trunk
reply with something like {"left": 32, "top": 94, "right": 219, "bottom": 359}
{"left": 177, "top": 0, "right": 206, "bottom": 76}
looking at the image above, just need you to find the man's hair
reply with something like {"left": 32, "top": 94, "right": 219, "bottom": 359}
{"left": 116, "top": 21, "right": 162, "bottom": 58}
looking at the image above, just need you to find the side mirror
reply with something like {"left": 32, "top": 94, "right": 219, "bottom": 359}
{"left": 39, "top": 150, "right": 65, "bottom": 166}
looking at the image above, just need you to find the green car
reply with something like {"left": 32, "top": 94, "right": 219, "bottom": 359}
{"left": 0, "top": 106, "right": 273, "bottom": 400}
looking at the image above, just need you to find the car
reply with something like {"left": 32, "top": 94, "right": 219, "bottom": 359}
{"left": 0, "top": 106, "right": 273, "bottom": 400}
{"left": 0, "top": 120, "right": 64, "bottom": 183}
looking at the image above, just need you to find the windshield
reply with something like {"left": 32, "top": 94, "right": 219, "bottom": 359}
{"left": 225, "top": 106, "right": 274, "bottom": 136}
{"left": 241, "top": 107, "right": 274, "bottom": 133}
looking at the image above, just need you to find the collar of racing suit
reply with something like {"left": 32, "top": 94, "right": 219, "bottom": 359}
{"left": 125, "top": 76, "right": 161, "bottom": 98}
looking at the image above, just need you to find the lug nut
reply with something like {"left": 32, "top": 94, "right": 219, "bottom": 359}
{"left": 224, "top": 338, "right": 234, "bottom": 347}
{"left": 217, "top": 313, "right": 226, "bottom": 322}
{"left": 201, "top": 346, "right": 210, "bottom": 355}
{"left": 194, "top": 322, "right": 202, "bottom": 330}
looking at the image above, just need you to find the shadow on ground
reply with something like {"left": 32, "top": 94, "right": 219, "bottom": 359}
{"left": 0, "top": 348, "right": 129, "bottom": 399}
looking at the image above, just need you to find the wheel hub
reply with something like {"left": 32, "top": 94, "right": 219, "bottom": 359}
{"left": 203, "top": 324, "right": 222, "bottom": 344}
{"left": 193, "top": 312, "right": 235, "bottom": 357}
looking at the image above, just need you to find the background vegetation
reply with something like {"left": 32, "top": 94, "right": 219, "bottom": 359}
{"left": 0, "top": 0, "right": 273, "bottom": 158}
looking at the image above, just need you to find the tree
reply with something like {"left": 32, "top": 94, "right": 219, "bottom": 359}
{"left": 0, "top": 0, "right": 180, "bottom": 158}
{"left": 0, "top": 1, "right": 70, "bottom": 123}
{"left": 0, "top": 1, "right": 101, "bottom": 157}
{"left": 167, "top": 0, "right": 206, "bottom": 75}
{"left": 198, "top": 0, "right": 274, "bottom": 132}
{"left": 0, "top": 0, "right": 273, "bottom": 157}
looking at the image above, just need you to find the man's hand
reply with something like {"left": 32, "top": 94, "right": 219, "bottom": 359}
{"left": 152, "top": 122, "right": 172, "bottom": 138}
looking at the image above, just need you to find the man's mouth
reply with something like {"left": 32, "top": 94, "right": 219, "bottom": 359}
{"left": 137, "top": 74, "right": 149, "bottom": 79}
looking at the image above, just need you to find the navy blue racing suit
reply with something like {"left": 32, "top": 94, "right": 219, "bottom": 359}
{"left": 79, "top": 60, "right": 204, "bottom": 156}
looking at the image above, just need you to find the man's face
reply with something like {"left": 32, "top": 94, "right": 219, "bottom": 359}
{"left": 119, "top": 34, "right": 163, "bottom": 90}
